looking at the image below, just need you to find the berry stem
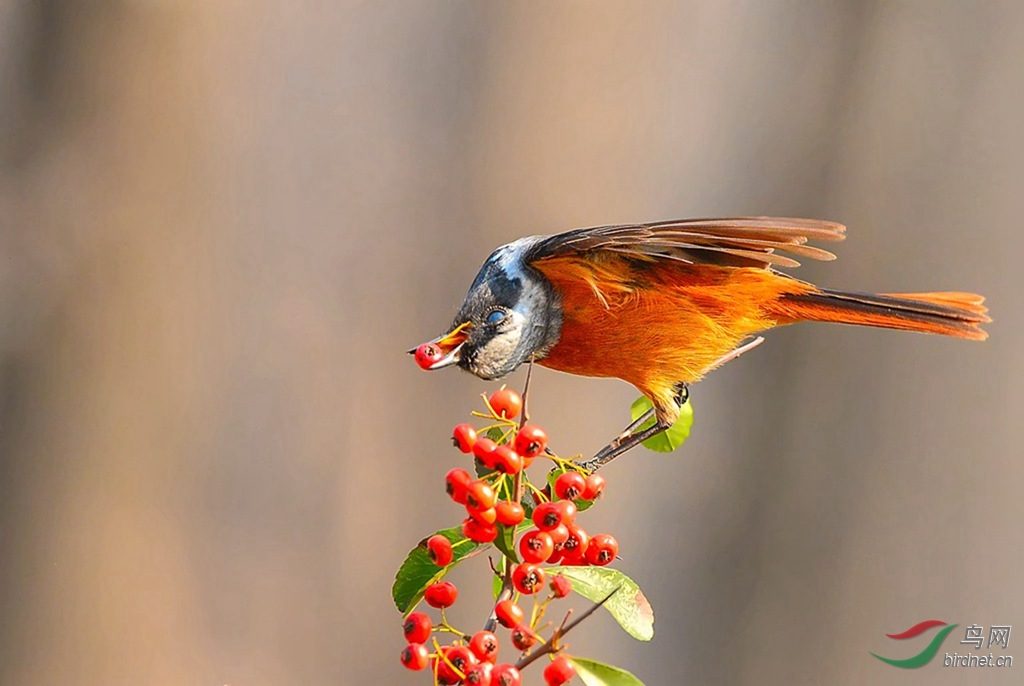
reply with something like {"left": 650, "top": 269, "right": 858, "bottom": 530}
{"left": 435, "top": 613, "right": 467, "bottom": 639}
{"left": 524, "top": 482, "right": 548, "bottom": 502}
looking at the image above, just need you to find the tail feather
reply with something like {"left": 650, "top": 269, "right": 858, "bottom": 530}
{"left": 878, "top": 291, "right": 989, "bottom": 315}
{"left": 775, "top": 288, "right": 990, "bottom": 341}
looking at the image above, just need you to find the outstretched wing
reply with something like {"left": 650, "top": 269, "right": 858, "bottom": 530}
{"left": 524, "top": 217, "right": 846, "bottom": 270}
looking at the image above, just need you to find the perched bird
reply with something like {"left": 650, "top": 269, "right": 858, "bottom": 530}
{"left": 413, "top": 218, "right": 989, "bottom": 462}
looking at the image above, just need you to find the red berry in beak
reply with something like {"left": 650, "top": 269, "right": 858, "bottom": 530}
{"left": 414, "top": 343, "right": 445, "bottom": 369}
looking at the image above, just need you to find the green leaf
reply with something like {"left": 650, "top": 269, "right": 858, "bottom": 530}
{"left": 392, "top": 526, "right": 484, "bottom": 615}
{"left": 474, "top": 459, "right": 492, "bottom": 479}
{"left": 522, "top": 487, "right": 538, "bottom": 518}
{"left": 570, "top": 657, "right": 645, "bottom": 686}
{"left": 492, "top": 572, "right": 503, "bottom": 600}
{"left": 492, "top": 523, "right": 519, "bottom": 563}
{"left": 547, "top": 566, "right": 654, "bottom": 640}
{"left": 630, "top": 396, "right": 693, "bottom": 453}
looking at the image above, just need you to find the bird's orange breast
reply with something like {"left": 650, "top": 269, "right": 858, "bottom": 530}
{"left": 532, "top": 253, "right": 808, "bottom": 409}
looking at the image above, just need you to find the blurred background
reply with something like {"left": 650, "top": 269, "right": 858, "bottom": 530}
{"left": 0, "top": 1, "right": 1021, "bottom": 685}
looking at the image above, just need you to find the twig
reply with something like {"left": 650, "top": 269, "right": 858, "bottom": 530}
{"left": 520, "top": 356, "right": 535, "bottom": 429}
{"left": 483, "top": 459, "right": 525, "bottom": 633}
{"left": 484, "top": 358, "right": 536, "bottom": 631}
{"left": 514, "top": 587, "right": 620, "bottom": 671}
{"left": 707, "top": 335, "right": 765, "bottom": 370}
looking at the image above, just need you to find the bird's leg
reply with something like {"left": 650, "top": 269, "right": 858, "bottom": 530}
{"left": 580, "top": 383, "right": 689, "bottom": 471}
{"left": 587, "top": 407, "right": 657, "bottom": 462}
{"left": 579, "top": 336, "right": 766, "bottom": 472}
{"left": 579, "top": 414, "right": 674, "bottom": 471}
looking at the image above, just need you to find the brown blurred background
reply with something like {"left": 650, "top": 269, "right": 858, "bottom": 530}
{"left": 0, "top": 2, "right": 1021, "bottom": 685}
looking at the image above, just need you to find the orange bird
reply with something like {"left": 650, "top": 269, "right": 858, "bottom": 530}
{"left": 414, "top": 218, "right": 989, "bottom": 464}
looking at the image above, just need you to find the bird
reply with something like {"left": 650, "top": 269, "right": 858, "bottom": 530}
{"left": 412, "top": 217, "right": 989, "bottom": 464}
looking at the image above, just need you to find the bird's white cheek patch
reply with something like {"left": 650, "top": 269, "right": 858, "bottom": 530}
{"left": 475, "top": 329, "right": 523, "bottom": 375}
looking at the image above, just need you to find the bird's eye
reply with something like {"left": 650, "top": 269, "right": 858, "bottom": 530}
{"left": 485, "top": 309, "right": 506, "bottom": 325}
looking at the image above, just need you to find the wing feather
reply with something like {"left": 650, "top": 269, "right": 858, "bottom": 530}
{"left": 525, "top": 217, "right": 845, "bottom": 270}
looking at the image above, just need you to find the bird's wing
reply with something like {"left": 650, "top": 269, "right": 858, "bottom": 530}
{"left": 524, "top": 217, "right": 846, "bottom": 270}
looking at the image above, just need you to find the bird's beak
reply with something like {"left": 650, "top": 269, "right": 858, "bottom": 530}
{"left": 409, "top": 322, "right": 471, "bottom": 370}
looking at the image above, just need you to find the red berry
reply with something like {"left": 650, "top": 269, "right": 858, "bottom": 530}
{"left": 582, "top": 473, "right": 606, "bottom": 500}
{"left": 414, "top": 343, "right": 444, "bottom": 370}
{"left": 547, "top": 544, "right": 564, "bottom": 564}
{"left": 400, "top": 642, "right": 429, "bottom": 671}
{"left": 562, "top": 525, "right": 589, "bottom": 559}
{"left": 495, "top": 501, "right": 525, "bottom": 526}
{"left": 554, "top": 471, "right": 586, "bottom": 500}
{"left": 543, "top": 655, "right": 576, "bottom": 686}
{"left": 403, "top": 612, "right": 432, "bottom": 644}
{"left": 518, "top": 529, "right": 554, "bottom": 563}
{"left": 493, "top": 445, "right": 523, "bottom": 475}
{"left": 470, "top": 505, "right": 498, "bottom": 525}
{"left": 549, "top": 574, "right": 572, "bottom": 598}
{"left": 446, "top": 468, "right": 472, "bottom": 505}
{"left": 463, "top": 516, "right": 498, "bottom": 543}
{"left": 560, "top": 549, "right": 586, "bottom": 566}
{"left": 424, "top": 580, "right": 458, "bottom": 608}
{"left": 447, "top": 645, "right": 477, "bottom": 673}
{"left": 546, "top": 522, "right": 570, "bottom": 546}
{"left": 434, "top": 647, "right": 466, "bottom": 683}
{"left": 491, "top": 663, "right": 522, "bottom": 686}
{"left": 510, "top": 623, "right": 538, "bottom": 650}
{"left": 514, "top": 424, "right": 548, "bottom": 457}
{"left": 488, "top": 389, "right": 522, "bottom": 419}
{"left": 427, "top": 534, "right": 454, "bottom": 566}
{"left": 436, "top": 657, "right": 461, "bottom": 685}
{"left": 436, "top": 645, "right": 476, "bottom": 684}
{"left": 465, "top": 662, "right": 494, "bottom": 685}
{"left": 532, "top": 502, "right": 563, "bottom": 531}
{"left": 473, "top": 437, "right": 499, "bottom": 469}
{"left": 452, "top": 423, "right": 478, "bottom": 453}
{"left": 469, "top": 630, "right": 500, "bottom": 663}
{"left": 495, "top": 599, "right": 524, "bottom": 628}
{"left": 585, "top": 533, "right": 619, "bottom": 566}
{"left": 512, "top": 562, "right": 546, "bottom": 594}
{"left": 554, "top": 499, "right": 577, "bottom": 525}
{"left": 467, "top": 480, "right": 497, "bottom": 511}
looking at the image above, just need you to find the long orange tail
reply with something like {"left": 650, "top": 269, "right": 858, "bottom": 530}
{"left": 772, "top": 288, "right": 990, "bottom": 341}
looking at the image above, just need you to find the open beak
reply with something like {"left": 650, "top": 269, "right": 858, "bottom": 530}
{"left": 409, "top": 322, "right": 471, "bottom": 370}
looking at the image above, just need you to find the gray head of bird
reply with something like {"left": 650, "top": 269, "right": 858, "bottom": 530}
{"left": 411, "top": 238, "right": 563, "bottom": 380}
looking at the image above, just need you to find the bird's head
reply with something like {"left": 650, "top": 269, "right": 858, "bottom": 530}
{"left": 412, "top": 238, "right": 562, "bottom": 380}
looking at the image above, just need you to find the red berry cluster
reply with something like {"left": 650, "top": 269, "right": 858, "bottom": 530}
{"left": 400, "top": 387, "right": 621, "bottom": 685}
{"left": 444, "top": 390, "right": 616, "bottom": 564}
{"left": 402, "top": 570, "right": 577, "bottom": 685}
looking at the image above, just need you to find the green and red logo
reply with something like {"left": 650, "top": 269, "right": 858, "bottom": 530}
{"left": 871, "top": 620, "right": 958, "bottom": 668}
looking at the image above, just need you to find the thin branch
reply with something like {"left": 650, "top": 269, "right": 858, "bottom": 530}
{"left": 483, "top": 456, "right": 525, "bottom": 633}
{"left": 707, "top": 335, "right": 765, "bottom": 370}
{"left": 520, "top": 355, "right": 535, "bottom": 429}
{"left": 514, "top": 587, "right": 620, "bottom": 671}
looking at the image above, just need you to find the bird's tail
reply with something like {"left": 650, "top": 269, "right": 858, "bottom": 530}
{"left": 772, "top": 288, "right": 990, "bottom": 341}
